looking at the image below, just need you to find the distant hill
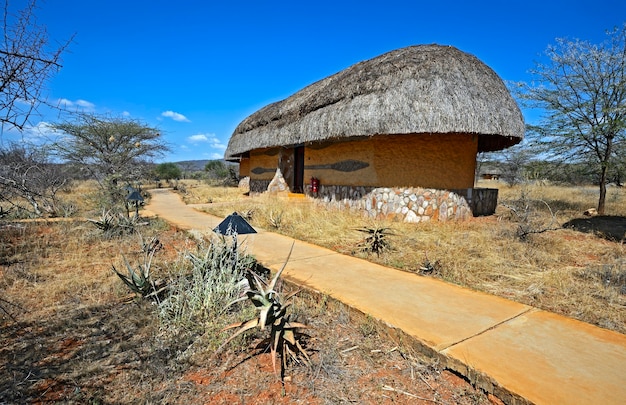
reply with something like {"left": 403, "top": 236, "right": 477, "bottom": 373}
{"left": 173, "top": 160, "right": 209, "bottom": 171}
{"left": 173, "top": 159, "right": 237, "bottom": 172}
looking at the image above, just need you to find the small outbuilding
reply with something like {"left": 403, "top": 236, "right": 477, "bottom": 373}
{"left": 225, "top": 44, "right": 524, "bottom": 221}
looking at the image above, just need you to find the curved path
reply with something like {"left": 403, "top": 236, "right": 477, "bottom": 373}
{"left": 146, "top": 188, "right": 626, "bottom": 405}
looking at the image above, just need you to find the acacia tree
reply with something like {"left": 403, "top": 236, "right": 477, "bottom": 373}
{"left": 204, "top": 160, "right": 229, "bottom": 179}
{"left": 520, "top": 24, "right": 626, "bottom": 214}
{"left": 0, "top": 0, "right": 71, "bottom": 130}
{"left": 154, "top": 162, "right": 181, "bottom": 182}
{"left": 205, "top": 159, "right": 238, "bottom": 185}
{"left": 52, "top": 114, "right": 169, "bottom": 209}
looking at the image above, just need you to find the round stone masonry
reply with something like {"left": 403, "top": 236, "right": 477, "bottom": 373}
{"left": 309, "top": 185, "right": 472, "bottom": 222}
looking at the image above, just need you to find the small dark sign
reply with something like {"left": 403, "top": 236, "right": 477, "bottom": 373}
{"left": 213, "top": 212, "right": 256, "bottom": 235}
{"left": 126, "top": 190, "right": 144, "bottom": 202}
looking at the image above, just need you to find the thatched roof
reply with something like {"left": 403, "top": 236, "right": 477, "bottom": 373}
{"left": 225, "top": 44, "right": 524, "bottom": 159}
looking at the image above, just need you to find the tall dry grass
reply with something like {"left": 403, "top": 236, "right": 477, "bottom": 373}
{"left": 7, "top": 179, "right": 624, "bottom": 333}
{"left": 175, "top": 179, "right": 246, "bottom": 205}
{"left": 0, "top": 217, "right": 182, "bottom": 320}
{"left": 495, "top": 181, "right": 626, "bottom": 217}
{"left": 0, "top": 180, "right": 490, "bottom": 403}
{"left": 191, "top": 181, "right": 626, "bottom": 334}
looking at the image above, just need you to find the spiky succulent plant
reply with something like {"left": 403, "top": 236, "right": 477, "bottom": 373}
{"left": 355, "top": 226, "right": 396, "bottom": 257}
{"left": 112, "top": 235, "right": 165, "bottom": 300}
{"left": 218, "top": 245, "right": 310, "bottom": 381}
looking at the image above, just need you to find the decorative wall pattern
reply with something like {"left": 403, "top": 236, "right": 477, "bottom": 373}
{"left": 304, "top": 159, "right": 370, "bottom": 172}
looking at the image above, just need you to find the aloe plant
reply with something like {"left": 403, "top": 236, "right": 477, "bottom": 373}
{"left": 112, "top": 235, "right": 165, "bottom": 301}
{"left": 112, "top": 256, "right": 153, "bottom": 297}
{"left": 87, "top": 209, "right": 117, "bottom": 232}
{"left": 355, "top": 226, "right": 395, "bottom": 257}
{"left": 88, "top": 209, "right": 146, "bottom": 237}
{"left": 218, "top": 244, "right": 310, "bottom": 382}
{"left": 268, "top": 209, "right": 283, "bottom": 229}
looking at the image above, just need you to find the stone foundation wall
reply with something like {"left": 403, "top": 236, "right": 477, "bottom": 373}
{"left": 250, "top": 179, "right": 271, "bottom": 193}
{"left": 248, "top": 179, "right": 498, "bottom": 221}
{"left": 238, "top": 176, "right": 250, "bottom": 190}
{"left": 307, "top": 185, "right": 472, "bottom": 222}
{"left": 311, "top": 185, "right": 376, "bottom": 201}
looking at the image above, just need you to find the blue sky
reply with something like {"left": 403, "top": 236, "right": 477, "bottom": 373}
{"left": 5, "top": 0, "right": 626, "bottom": 162}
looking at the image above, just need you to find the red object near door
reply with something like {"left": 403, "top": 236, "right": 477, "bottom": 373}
{"left": 310, "top": 177, "right": 319, "bottom": 193}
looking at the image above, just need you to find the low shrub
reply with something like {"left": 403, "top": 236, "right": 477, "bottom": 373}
{"left": 158, "top": 235, "right": 257, "bottom": 332}
{"left": 87, "top": 209, "right": 149, "bottom": 238}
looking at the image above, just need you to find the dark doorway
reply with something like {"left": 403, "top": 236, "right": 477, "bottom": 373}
{"left": 278, "top": 146, "right": 305, "bottom": 193}
{"left": 293, "top": 145, "right": 305, "bottom": 193}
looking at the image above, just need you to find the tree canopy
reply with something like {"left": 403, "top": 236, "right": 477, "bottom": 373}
{"left": 204, "top": 160, "right": 230, "bottom": 179}
{"left": 154, "top": 162, "right": 182, "bottom": 181}
{"left": 519, "top": 24, "right": 626, "bottom": 214}
{"left": 52, "top": 114, "right": 168, "bottom": 208}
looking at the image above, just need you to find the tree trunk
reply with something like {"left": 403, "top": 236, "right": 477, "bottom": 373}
{"left": 598, "top": 165, "right": 608, "bottom": 215}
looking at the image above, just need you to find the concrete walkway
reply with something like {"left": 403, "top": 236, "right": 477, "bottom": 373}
{"left": 145, "top": 188, "right": 626, "bottom": 405}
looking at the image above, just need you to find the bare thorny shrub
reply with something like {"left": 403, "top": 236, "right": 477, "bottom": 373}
{"left": 0, "top": 144, "right": 72, "bottom": 219}
{"left": 499, "top": 188, "right": 561, "bottom": 241}
{"left": 1, "top": 0, "right": 71, "bottom": 130}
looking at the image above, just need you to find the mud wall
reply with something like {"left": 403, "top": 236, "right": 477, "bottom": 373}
{"left": 303, "top": 134, "right": 477, "bottom": 190}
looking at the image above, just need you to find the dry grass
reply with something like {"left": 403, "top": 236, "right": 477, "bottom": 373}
{"left": 191, "top": 180, "right": 626, "bottom": 334}
{"left": 2, "top": 179, "right": 624, "bottom": 402}
{"left": 496, "top": 182, "right": 626, "bottom": 217}
{"left": 0, "top": 183, "right": 488, "bottom": 403}
{"left": 175, "top": 179, "right": 247, "bottom": 205}
{"left": 0, "top": 219, "right": 179, "bottom": 318}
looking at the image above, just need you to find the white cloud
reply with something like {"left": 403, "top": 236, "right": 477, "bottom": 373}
{"left": 30, "top": 121, "right": 57, "bottom": 136}
{"left": 188, "top": 134, "right": 209, "bottom": 143}
{"left": 58, "top": 98, "right": 95, "bottom": 111}
{"left": 187, "top": 133, "right": 227, "bottom": 151}
{"left": 161, "top": 110, "right": 190, "bottom": 122}
{"left": 75, "top": 99, "right": 95, "bottom": 109}
{"left": 121, "top": 111, "right": 131, "bottom": 117}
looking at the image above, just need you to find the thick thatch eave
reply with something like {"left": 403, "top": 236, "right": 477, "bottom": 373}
{"left": 226, "top": 44, "right": 524, "bottom": 159}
